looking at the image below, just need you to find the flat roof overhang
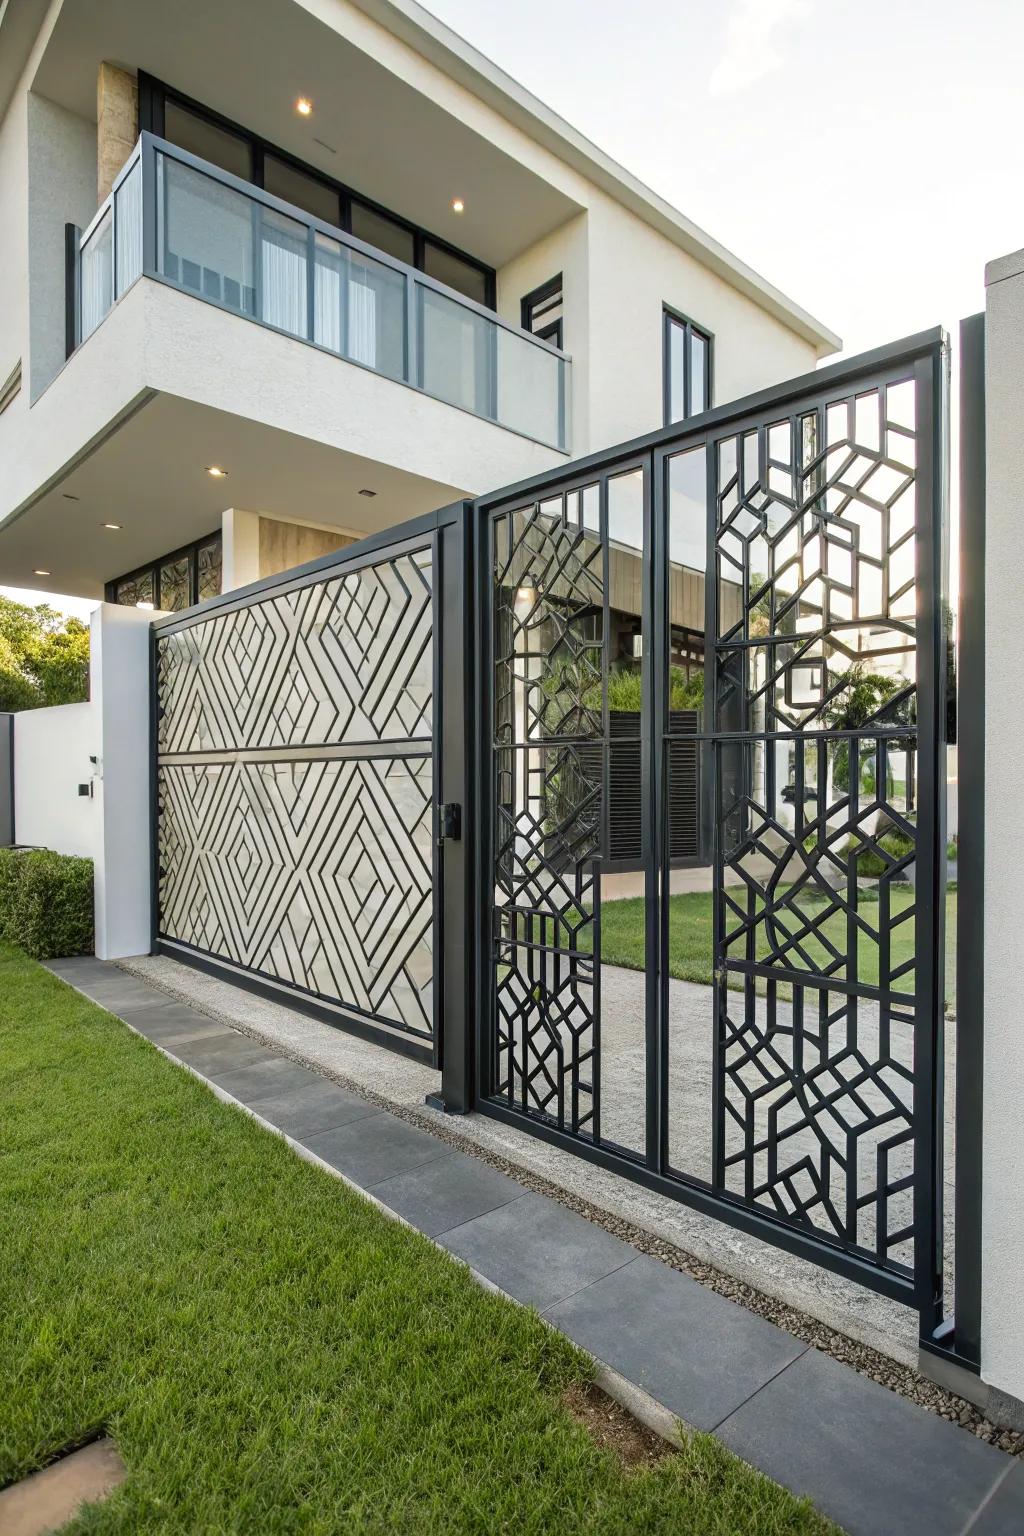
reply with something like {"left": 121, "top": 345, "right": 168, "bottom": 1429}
{"left": 29, "top": 0, "right": 583, "bottom": 274}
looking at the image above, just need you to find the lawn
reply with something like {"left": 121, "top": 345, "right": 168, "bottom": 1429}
{"left": 592, "top": 887, "right": 958, "bottom": 1010}
{"left": 0, "top": 945, "right": 833, "bottom": 1534}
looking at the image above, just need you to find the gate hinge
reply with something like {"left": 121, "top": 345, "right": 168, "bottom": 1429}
{"left": 437, "top": 802, "right": 462, "bottom": 846}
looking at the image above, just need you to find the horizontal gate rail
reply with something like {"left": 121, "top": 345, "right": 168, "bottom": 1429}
{"left": 472, "top": 328, "right": 950, "bottom": 1331}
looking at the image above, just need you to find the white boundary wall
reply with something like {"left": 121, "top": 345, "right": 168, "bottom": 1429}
{"left": 10, "top": 602, "right": 152, "bottom": 959}
{"left": 981, "top": 247, "right": 1024, "bottom": 1413}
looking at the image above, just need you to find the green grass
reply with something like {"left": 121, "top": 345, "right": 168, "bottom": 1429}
{"left": 591, "top": 888, "right": 957, "bottom": 1010}
{"left": 0, "top": 946, "right": 833, "bottom": 1534}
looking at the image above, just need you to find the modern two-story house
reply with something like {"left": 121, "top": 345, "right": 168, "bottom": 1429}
{"left": 0, "top": 0, "right": 838, "bottom": 619}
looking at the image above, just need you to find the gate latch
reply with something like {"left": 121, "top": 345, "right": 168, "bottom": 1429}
{"left": 437, "top": 802, "right": 462, "bottom": 846}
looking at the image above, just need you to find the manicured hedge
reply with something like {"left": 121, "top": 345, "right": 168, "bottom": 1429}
{"left": 0, "top": 847, "right": 94, "bottom": 959}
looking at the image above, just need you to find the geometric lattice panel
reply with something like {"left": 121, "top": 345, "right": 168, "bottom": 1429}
{"left": 712, "top": 372, "right": 925, "bottom": 1272}
{"left": 158, "top": 755, "right": 433, "bottom": 1037}
{"left": 157, "top": 551, "right": 433, "bottom": 754}
{"left": 156, "top": 547, "right": 435, "bottom": 1042}
{"left": 491, "top": 491, "right": 606, "bottom": 1137}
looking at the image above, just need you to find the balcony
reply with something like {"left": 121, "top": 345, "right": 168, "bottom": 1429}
{"left": 71, "top": 134, "right": 571, "bottom": 453}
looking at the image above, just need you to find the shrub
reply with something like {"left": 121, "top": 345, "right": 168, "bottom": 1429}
{"left": 0, "top": 847, "right": 94, "bottom": 959}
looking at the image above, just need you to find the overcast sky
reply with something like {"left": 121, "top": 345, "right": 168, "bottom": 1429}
{"left": 8, "top": 0, "right": 1019, "bottom": 620}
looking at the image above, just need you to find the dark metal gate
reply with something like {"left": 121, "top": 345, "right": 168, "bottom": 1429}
{"left": 151, "top": 507, "right": 470, "bottom": 1068}
{"left": 475, "top": 331, "right": 949, "bottom": 1328}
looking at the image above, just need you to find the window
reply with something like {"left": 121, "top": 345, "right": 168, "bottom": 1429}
{"left": 422, "top": 241, "right": 489, "bottom": 307}
{"left": 142, "top": 74, "right": 496, "bottom": 309}
{"left": 107, "top": 531, "right": 222, "bottom": 612}
{"left": 163, "top": 100, "right": 252, "bottom": 181}
{"left": 663, "top": 308, "right": 712, "bottom": 423}
{"left": 350, "top": 203, "right": 415, "bottom": 266}
{"left": 264, "top": 156, "right": 340, "bottom": 224}
{"left": 521, "top": 274, "right": 563, "bottom": 348}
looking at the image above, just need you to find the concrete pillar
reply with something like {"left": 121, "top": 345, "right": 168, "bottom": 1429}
{"left": 221, "top": 508, "right": 261, "bottom": 591}
{"left": 97, "top": 63, "right": 137, "bottom": 203}
{"left": 90, "top": 603, "right": 152, "bottom": 959}
{"left": 980, "top": 247, "right": 1024, "bottom": 1422}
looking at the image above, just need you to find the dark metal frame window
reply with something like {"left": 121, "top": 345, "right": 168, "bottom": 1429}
{"left": 521, "top": 274, "right": 563, "bottom": 348}
{"left": 106, "top": 530, "right": 222, "bottom": 612}
{"left": 138, "top": 72, "right": 496, "bottom": 310}
{"left": 663, "top": 306, "right": 713, "bottom": 424}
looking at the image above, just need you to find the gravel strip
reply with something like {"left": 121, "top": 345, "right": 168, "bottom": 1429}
{"left": 115, "top": 958, "right": 1023, "bottom": 1458}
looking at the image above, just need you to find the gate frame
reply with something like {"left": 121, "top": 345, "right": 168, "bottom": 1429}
{"left": 470, "top": 327, "right": 961, "bottom": 1339}
{"left": 148, "top": 500, "right": 474, "bottom": 1074}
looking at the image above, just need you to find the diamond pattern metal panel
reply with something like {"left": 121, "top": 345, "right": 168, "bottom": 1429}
{"left": 157, "top": 551, "right": 433, "bottom": 753}
{"left": 156, "top": 547, "right": 435, "bottom": 1042}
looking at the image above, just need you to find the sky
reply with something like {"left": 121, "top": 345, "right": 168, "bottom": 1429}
{"left": 7, "top": 0, "right": 1021, "bottom": 620}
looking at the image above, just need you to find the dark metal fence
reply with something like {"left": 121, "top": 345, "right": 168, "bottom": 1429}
{"left": 473, "top": 330, "right": 950, "bottom": 1330}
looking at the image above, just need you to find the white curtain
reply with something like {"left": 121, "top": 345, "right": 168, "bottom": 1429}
{"left": 80, "top": 213, "right": 113, "bottom": 341}
{"left": 114, "top": 159, "right": 143, "bottom": 298}
{"left": 261, "top": 217, "right": 307, "bottom": 338}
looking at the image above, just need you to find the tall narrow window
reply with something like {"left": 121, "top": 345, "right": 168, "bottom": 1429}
{"left": 663, "top": 307, "right": 712, "bottom": 424}
{"left": 521, "top": 274, "right": 563, "bottom": 348}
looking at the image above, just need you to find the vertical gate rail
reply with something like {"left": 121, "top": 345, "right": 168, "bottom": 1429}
{"left": 473, "top": 329, "right": 951, "bottom": 1331}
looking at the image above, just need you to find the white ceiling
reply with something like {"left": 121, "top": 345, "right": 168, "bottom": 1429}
{"left": 31, "top": 0, "right": 581, "bottom": 270}
{"left": 0, "top": 392, "right": 463, "bottom": 597}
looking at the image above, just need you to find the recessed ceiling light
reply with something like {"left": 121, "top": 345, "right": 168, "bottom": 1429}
{"left": 451, "top": 197, "right": 465, "bottom": 213}
{"left": 296, "top": 97, "right": 313, "bottom": 117}
{"left": 102, "top": 522, "right": 122, "bottom": 531}
{"left": 62, "top": 493, "right": 80, "bottom": 502}
{"left": 358, "top": 488, "right": 377, "bottom": 498}
{"left": 205, "top": 465, "right": 228, "bottom": 478}
{"left": 34, "top": 568, "right": 51, "bottom": 577}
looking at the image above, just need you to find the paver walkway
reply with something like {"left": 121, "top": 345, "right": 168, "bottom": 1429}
{"left": 44, "top": 956, "right": 1024, "bottom": 1536}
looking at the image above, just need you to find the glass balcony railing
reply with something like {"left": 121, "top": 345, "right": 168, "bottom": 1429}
{"left": 70, "top": 134, "right": 571, "bottom": 452}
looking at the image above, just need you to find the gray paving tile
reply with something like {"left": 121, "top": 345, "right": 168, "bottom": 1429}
{"left": 44, "top": 957, "right": 114, "bottom": 980}
{"left": 716, "top": 1346, "right": 1009, "bottom": 1536}
{"left": 250, "top": 1080, "right": 378, "bottom": 1139}
{"left": 369, "top": 1150, "right": 524, "bottom": 1237}
{"left": 970, "top": 1461, "right": 1024, "bottom": 1534}
{"left": 120, "top": 1004, "right": 234, "bottom": 1047}
{"left": 545, "top": 1253, "right": 806, "bottom": 1432}
{"left": 68, "top": 977, "right": 179, "bottom": 1013}
{"left": 209, "top": 1057, "right": 321, "bottom": 1104}
{"left": 168, "top": 1034, "right": 275, "bottom": 1075}
{"left": 438, "top": 1191, "right": 634, "bottom": 1311}
{"left": 304, "top": 1112, "right": 449, "bottom": 1187}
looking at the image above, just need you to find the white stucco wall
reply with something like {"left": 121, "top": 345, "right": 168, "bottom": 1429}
{"left": 10, "top": 604, "right": 153, "bottom": 959}
{"left": 981, "top": 246, "right": 1024, "bottom": 1408}
{"left": 26, "top": 90, "right": 97, "bottom": 401}
{"left": 90, "top": 603, "right": 152, "bottom": 960}
{"left": 13, "top": 700, "right": 97, "bottom": 857}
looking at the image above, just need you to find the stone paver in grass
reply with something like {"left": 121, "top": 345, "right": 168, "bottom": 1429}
{"left": 369, "top": 1149, "right": 524, "bottom": 1238}
{"left": 545, "top": 1253, "right": 807, "bottom": 1432}
{"left": 304, "top": 1112, "right": 451, "bottom": 1187}
{"left": 439, "top": 1191, "right": 635, "bottom": 1311}
{"left": 0, "top": 1439, "right": 127, "bottom": 1536}
{"left": 716, "top": 1346, "right": 1010, "bottom": 1536}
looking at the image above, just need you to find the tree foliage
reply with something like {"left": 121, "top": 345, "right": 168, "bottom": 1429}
{"left": 0, "top": 596, "right": 90, "bottom": 711}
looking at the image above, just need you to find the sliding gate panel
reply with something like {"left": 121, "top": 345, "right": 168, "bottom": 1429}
{"left": 478, "top": 332, "right": 949, "bottom": 1323}
{"left": 154, "top": 537, "right": 437, "bottom": 1053}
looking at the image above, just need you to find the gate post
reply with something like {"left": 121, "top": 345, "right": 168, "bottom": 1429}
{"left": 429, "top": 501, "right": 475, "bottom": 1114}
{"left": 979, "top": 248, "right": 1024, "bottom": 1426}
